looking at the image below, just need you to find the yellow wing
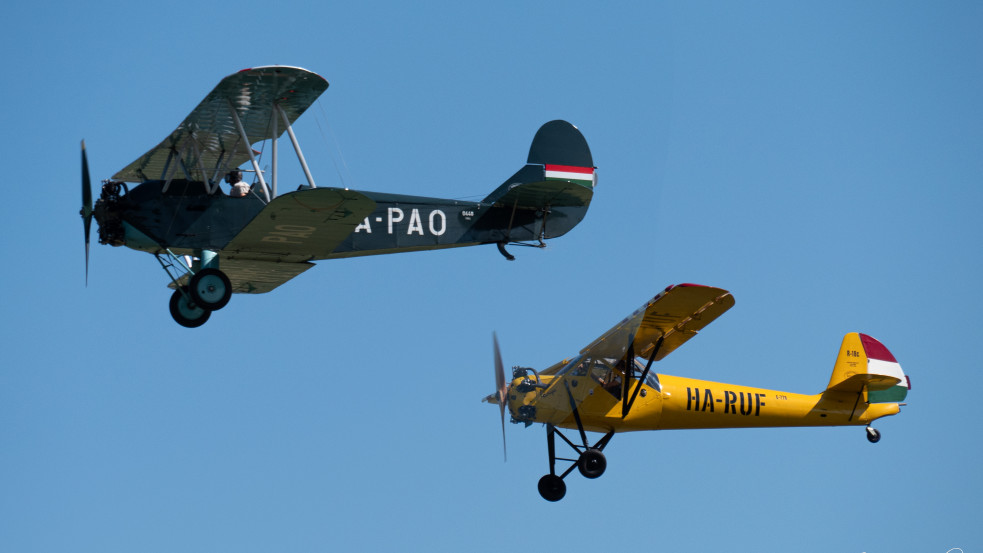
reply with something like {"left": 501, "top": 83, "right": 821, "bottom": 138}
{"left": 580, "top": 284, "right": 735, "bottom": 363}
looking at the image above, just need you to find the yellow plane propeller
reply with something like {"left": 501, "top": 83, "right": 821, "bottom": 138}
{"left": 484, "top": 284, "right": 910, "bottom": 501}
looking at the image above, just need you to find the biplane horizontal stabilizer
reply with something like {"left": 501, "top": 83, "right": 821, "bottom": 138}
{"left": 493, "top": 178, "right": 593, "bottom": 209}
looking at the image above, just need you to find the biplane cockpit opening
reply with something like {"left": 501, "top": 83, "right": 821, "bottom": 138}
{"left": 81, "top": 66, "right": 597, "bottom": 327}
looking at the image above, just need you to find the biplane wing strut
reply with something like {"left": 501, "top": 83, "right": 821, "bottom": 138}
{"left": 114, "top": 66, "right": 328, "bottom": 202}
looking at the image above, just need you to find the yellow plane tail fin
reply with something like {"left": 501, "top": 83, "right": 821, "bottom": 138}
{"left": 826, "top": 333, "right": 909, "bottom": 402}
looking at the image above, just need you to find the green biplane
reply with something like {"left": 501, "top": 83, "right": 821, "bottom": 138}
{"left": 81, "top": 66, "right": 596, "bottom": 327}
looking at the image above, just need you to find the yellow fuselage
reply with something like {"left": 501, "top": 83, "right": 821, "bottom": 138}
{"left": 508, "top": 373, "right": 901, "bottom": 434}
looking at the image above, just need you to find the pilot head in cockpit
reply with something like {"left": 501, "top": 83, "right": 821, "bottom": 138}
{"left": 227, "top": 170, "right": 249, "bottom": 197}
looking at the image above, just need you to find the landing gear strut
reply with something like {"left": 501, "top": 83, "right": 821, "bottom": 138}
{"left": 866, "top": 426, "right": 881, "bottom": 443}
{"left": 538, "top": 423, "right": 614, "bottom": 502}
{"left": 156, "top": 251, "right": 231, "bottom": 327}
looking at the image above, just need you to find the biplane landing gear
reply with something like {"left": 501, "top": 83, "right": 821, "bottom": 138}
{"left": 156, "top": 252, "right": 231, "bottom": 327}
{"left": 189, "top": 268, "right": 232, "bottom": 311}
{"left": 169, "top": 287, "right": 211, "bottom": 328}
{"left": 866, "top": 426, "right": 881, "bottom": 443}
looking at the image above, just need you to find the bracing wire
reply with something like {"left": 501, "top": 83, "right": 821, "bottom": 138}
{"left": 314, "top": 99, "right": 353, "bottom": 190}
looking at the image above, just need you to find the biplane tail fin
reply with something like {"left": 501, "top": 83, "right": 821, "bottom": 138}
{"left": 482, "top": 120, "right": 596, "bottom": 208}
{"left": 826, "top": 333, "right": 910, "bottom": 402}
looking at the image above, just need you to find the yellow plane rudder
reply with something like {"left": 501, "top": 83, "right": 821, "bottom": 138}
{"left": 826, "top": 333, "right": 910, "bottom": 402}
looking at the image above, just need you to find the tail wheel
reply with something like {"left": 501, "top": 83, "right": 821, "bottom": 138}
{"left": 538, "top": 474, "right": 566, "bottom": 502}
{"left": 189, "top": 268, "right": 232, "bottom": 311}
{"left": 866, "top": 426, "right": 881, "bottom": 444}
{"left": 578, "top": 449, "right": 607, "bottom": 479}
{"left": 169, "top": 288, "right": 211, "bottom": 328}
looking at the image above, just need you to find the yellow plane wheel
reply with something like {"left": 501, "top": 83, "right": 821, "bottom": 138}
{"left": 578, "top": 449, "right": 606, "bottom": 479}
{"left": 538, "top": 474, "right": 566, "bottom": 502}
{"left": 866, "top": 426, "right": 881, "bottom": 444}
{"left": 169, "top": 288, "right": 211, "bottom": 328}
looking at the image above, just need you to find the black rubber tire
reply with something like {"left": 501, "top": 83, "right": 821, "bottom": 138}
{"left": 189, "top": 268, "right": 232, "bottom": 311}
{"left": 866, "top": 427, "right": 881, "bottom": 444}
{"left": 169, "top": 288, "right": 211, "bottom": 328}
{"left": 538, "top": 474, "right": 566, "bottom": 502}
{"left": 578, "top": 449, "right": 607, "bottom": 479}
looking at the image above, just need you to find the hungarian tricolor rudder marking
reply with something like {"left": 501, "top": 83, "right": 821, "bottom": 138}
{"left": 545, "top": 164, "right": 595, "bottom": 188}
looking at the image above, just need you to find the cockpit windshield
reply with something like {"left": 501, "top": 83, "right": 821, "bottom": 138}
{"left": 555, "top": 354, "right": 585, "bottom": 376}
{"left": 555, "top": 355, "right": 661, "bottom": 398}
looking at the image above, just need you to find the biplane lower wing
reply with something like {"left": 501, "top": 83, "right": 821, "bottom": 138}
{"left": 168, "top": 259, "right": 314, "bottom": 294}
{"left": 220, "top": 258, "right": 315, "bottom": 294}
{"left": 221, "top": 187, "right": 377, "bottom": 262}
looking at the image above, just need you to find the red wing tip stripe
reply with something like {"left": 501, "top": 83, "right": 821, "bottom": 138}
{"left": 545, "top": 164, "right": 594, "bottom": 174}
{"left": 859, "top": 333, "right": 898, "bottom": 363}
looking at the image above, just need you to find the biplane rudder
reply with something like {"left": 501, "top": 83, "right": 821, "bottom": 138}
{"left": 826, "top": 333, "right": 910, "bottom": 403}
{"left": 482, "top": 120, "right": 596, "bottom": 205}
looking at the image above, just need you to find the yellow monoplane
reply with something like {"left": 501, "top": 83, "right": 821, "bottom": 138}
{"left": 484, "top": 284, "right": 910, "bottom": 501}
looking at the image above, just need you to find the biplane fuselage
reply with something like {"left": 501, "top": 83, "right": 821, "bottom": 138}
{"left": 100, "top": 179, "right": 588, "bottom": 260}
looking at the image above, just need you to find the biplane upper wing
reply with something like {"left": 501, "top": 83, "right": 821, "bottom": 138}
{"left": 579, "top": 284, "right": 735, "bottom": 363}
{"left": 113, "top": 66, "right": 328, "bottom": 183}
{"left": 221, "top": 187, "right": 377, "bottom": 263}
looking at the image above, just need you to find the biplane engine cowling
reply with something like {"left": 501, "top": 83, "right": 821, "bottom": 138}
{"left": 93, "top": 182, "right": 128, "bottom": 246}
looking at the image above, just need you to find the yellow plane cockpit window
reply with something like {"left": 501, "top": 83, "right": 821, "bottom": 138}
{"left": 632, "top": 359, "right": 661, "bottom": 391}
{"left": 588, "top": 358, "right": 623, "bottom": 399}
{"left": 555, "top": 355, "right": 586, "bottom": 376}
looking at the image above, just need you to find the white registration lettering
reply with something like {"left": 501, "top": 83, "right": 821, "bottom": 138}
{"left": 407, "top": 209, "right": 424, "bottom": 235}
{"left": 429, "top": 210, "right": 446, "bottom": 236}
{"left": 388, "top": 208, "right": 404, "bottom": 234}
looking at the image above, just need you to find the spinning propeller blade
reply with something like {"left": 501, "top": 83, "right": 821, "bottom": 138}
{"left": 493, "top": 332, "right": 508, "bottom": 461}
{"left": 80, "top": 140, "right": 93, "bottom": 285}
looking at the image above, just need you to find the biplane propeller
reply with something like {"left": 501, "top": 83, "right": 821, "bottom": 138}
{"left": 484, "top": 284, "right": 911, "bottom": 501}
{"left": 81, "top": 140, "right": 93, "bottom": 285}
{"left": 80, "top": 66, "right": 596, "bottom": 327}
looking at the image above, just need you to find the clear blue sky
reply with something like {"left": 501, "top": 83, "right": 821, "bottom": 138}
{"left": 1, "top": 2, "right": 980, "bottom": 551}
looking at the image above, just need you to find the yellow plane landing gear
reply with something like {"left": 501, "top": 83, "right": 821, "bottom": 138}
{"left": 538, "top": 423, "right": 614, "bottom": 502}
{"left": 578, "top": 449, "right": 607, "bottom": 479}
{"left": 538, "top": 474, "right": 565, "bottom": 502}
{"left": 866, "top": 426, "right": 881, "bottom": 443}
